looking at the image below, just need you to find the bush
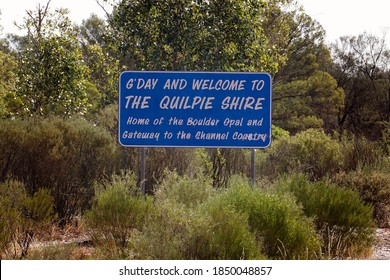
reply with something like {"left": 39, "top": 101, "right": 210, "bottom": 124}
{"left": 0, "top": 181, "right": 54, "bottom": 259}
{"left": 220, "top": 177, "right": 321, "bottom": 259}
{"left": 130, "top": 201, "right": 264, "bottom": 260}
{"left": 115, "top": 147, "right": 200, "bottom": 194}
{"left": 0, "top": 119, "right": 25, "bottom": 182}
{"left": 154, "top": 171, "right": 213, "bottom": 208}
{"left": 129, "top": 201, "right": 190, "bottom": 260}
{"left": 0, "top": 185, "right": 20, "bottom": 258}
{"left": 84, "top": 172, "right": 154, "bottom": 259}
{"left": 383, "top": 123, "right": 390, "bottom": 155}
{"left": 130, "top": 174, "right": 264, "bottom": 260}
{"left": 0, "top": 117, "right": 118, "bottom": 222}
{"left": 272, "top": 125, "right": 290, "bottom": 141}
{"left": 130, "top": 174, "right": 324, "bottom": 260}
{"left": 209, "top": 148, "right": 250, "bottom": 188}
{"left": 84, "top": 172, "right": 375, "bottom": 260}
{"left": 275, "top": 175, "right": 375, "bottom": 259}
{"left": 259, "top": 129, "right": 342, "bottom": 180}
{"left": 340, "top": 135, "right": 383, "bottom": 171}
{"left": 189, "top": 199, "right": 263, "bottom": 260}
{"left": 333, "top": 171, "right": 390, "bottom": 227}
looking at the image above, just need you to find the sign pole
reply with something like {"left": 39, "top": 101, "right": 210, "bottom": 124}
{"left": 250, "top": 148, "right": 255, "bottom": 184}
{"left": 140, "top": 148, "right": 146, "bottom": 196}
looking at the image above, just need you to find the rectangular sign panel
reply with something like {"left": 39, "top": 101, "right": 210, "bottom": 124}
{"left": 119, "top": 71, "right": 272, "bottom": 148}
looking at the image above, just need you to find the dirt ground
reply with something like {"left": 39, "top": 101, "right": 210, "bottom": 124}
{"left": 371, "top": 228, "right": 390, "bottom": 260}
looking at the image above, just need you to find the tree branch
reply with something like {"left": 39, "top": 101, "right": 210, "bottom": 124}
{"left": 273, "top": 94, "right": 304, "bottom": 101}
{"left": 95, "top": 0, "right": 112, "bottom": 19}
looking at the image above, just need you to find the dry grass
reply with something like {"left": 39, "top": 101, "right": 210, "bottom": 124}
{"left": 25, "top": 220, "right": 93, "bottom": 260}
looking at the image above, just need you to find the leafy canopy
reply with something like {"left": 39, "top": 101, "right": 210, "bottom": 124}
{"left": 110, "top": 0, "right": 283, "bottom": 72}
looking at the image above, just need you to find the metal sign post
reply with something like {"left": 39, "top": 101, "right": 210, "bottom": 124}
{"left": 140, "top": 148, "right": 146, "bottom": 196}
{"left": 251, "top": 148, "right": 255, "bottom": 184}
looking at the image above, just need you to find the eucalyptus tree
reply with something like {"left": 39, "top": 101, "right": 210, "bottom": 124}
{"left": 265, "top": 1, "right": 344, "bottom": 133}
{"left": 0, "top": 50, "right": 18, "bottom": 118}
{"left": 109, "top": 0, "right": 283, "bottom": 73}
{"left": 0, "top": 12, "right": 19, "bottom": 117}
{"left": 77, "top": 14, "right": 120, "bottom": 112}
{"left": 331, "top": 32, "right": 390, "bottom": 139}
{"left": 0, "top": 11, "right": 5, "bottom": 51}
{"left": 15, "top": 1, "right": 89, "bottom": 117}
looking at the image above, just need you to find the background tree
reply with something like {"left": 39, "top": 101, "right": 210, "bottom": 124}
{"left": 15, "top": 1, "right": 90, "bottom": 117}
{"left": 0, "top": 50, "right": 19, "bottom": 118}
{"left": 110, "top": 0, "right": 282, "bottom": 72}
{"left": 77, "top": 15, "right": 120, "bottom": 113}
{"left": 273, "top": 71, "right": 344, "bottom": 133}
{"left": 264, "top": 1, "right": 332, "bottom": 82}
{"left": 0, "top": 11, "right": 19, "bottom": 118}
{"left": 264, "top": 1, "right": 344, "bottom": 133}
{"left": 78, "top": 14, "right": 109, "bottom": 48}
{"left": 0, "top": 11, "right": 8, "bottom": 52}
{"left": 331, "top": 32, "right": 390, "bottom": 140}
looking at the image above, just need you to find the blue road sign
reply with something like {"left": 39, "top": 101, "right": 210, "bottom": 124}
{"left": 119, "top": 71, "right": 272, "bottom": 148}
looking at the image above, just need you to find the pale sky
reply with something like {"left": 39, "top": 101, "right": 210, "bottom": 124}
{"left": 1, "top": 0, "right": 389, "bottom": 44}
{"left": 0, "top": 0, "right": 112, "bottom": 36}
{"left": 297, "top": 0, "right": 390, "bottom": 44}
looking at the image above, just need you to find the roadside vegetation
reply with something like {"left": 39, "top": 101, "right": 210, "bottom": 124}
{"left": 1, "top": 118, "right": 387, "bottom": 259}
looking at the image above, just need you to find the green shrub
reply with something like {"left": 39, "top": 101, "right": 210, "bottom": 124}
{"left": 154, "top": 171, "right": 213, "bottom": 208}
{"left": 210, "top": 148, "right": 250, "bottom": 188}
{"left": 0, "top": 117, "right": 118, "bottom": 222}
{"left": 383, "top": 123, "right": 390, "bottom": 155}
{"left": 221, "top": 176, "right": 321, "bottom": 259}
{"left": 271, "top": 125, "right": 290, "bottom": 140}
{"left": 136, "top": 174, "right": 321, "bottom": 260}
{"left": 130, "top": 200, "right": 264, "bottom": 260}
{"left": 84, "top": 172, "right": 154, "bottom": 259}
{"left": 340, "top": 135, "right": 383, "bottom": 171}
{"left": 117, "top": 147, "right": 200, "bottom": 194}
{"left": 276, "top": 175, "right": 375, "bottom": 259}
{"left": 259, "top": 129, "right": 342, "bottom": 180}
{"left": 0, "top": 119, "right": 26, "bottom": 182}
{"left": 23, "top": 189, "right": 54, "bottom": 223}
{"left": 0, "top": 181, "right": 54, "bottom": 259}
{"left": 130, "top": 174, "right": 264, "bottom": 260}
{"left": 0, "top": 185, "right": 20, "bottom": 258}
{"left": 189, "top": 199, "right": 264, "bottom": 260}
{"left": 129, "top": 201, "right": 195, "bottom": 260}
{"left": 333, "top": 171, "right": 390, "bottom": 227}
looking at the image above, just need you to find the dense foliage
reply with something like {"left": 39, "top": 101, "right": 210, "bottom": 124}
{"left": 275, "top": 176, "right": 375, "bottom": 258}
{"left": 0, "top": 117, "right": 117, "bottom": 221}
{"left": 0, "top": 181, "right": 54, "bottom": 259}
